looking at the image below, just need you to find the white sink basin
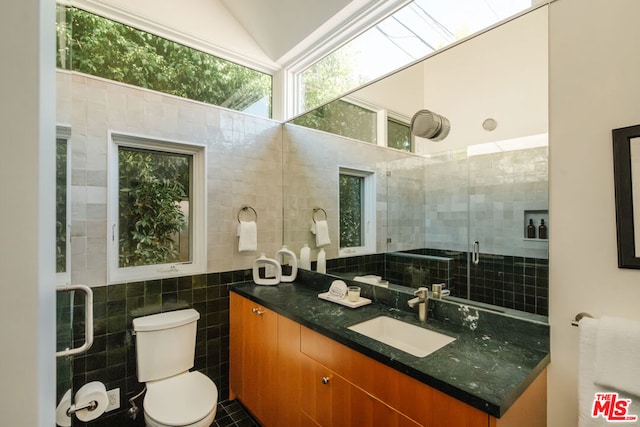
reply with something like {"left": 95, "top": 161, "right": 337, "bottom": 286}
{"left": 347, "top": 316, "right": 456, "bottom": 357}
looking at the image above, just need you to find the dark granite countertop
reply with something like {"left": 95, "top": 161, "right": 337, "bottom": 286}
{"left": 230, "top": 274, "right": 549, "bottom": 418}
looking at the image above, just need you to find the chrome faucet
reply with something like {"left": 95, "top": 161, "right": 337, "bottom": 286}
{"left": 407, "top": 287, "right": 429, "bottom": 322}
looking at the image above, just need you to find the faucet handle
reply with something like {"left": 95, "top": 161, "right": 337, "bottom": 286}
{"left": 414, "top": 287, "right": 429, "bottom": 297}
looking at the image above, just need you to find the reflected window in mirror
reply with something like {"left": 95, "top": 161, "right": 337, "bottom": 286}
{"left": 339, "top": 168, "right": 376, "bottom": 257}
{"left": 387, "top": 118, "right": 412, "bottom": 152}
{"left": 297, "top": 0, "right": 532, "bottom": 112}
{"left": 56, "top": 126, "right": 71, "bottom": 285}
{"left": 291, "top": 99, "right": 377, "bottom": 144}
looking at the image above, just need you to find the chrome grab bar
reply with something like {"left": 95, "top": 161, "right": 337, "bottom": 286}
{"left": 56, "top": 284, "right": 94, "bottom": 358}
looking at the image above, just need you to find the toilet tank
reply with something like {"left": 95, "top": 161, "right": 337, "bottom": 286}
{"left": 133, "top": 309, "right": 199, "bottom": 382}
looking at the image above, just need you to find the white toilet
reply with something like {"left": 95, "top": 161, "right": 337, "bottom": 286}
{"left": 133, "top": 309, "right": 218, "bottom": 427}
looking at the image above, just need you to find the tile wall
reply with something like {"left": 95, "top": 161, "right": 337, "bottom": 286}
{"left": 326, "top": 250, "right": 548, "bottom": 316}
{"left": 63, "top": 270, "right": 250, "bottom": 426}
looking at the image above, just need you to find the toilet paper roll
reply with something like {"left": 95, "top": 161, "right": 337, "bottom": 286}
{"left": 74, "top": 381, "right": 109, "bottom": 422}
{"left": 55, "top": 388, "right": 72, "bottom": 427}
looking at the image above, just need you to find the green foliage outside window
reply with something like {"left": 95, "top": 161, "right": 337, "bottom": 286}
{"left": 291, "top": 99, "right": 377, "bottom": 144}
{"left": 56, "top": 139, "right": 67, "bottom": 273}
{"left": 387, "top": 119, "right": 412, "bottom": 152}
{"left": 118, "top": 148, "right": 190, "bottom": 267}
{"left": 339, "top": 174, "right": 364, "bottom": 248}
{"left": 56, "top": 6, "right": 272, "bottom": 116}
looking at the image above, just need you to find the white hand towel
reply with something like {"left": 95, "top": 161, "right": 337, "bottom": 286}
{"left": 311, "top": 220, "right": 331, "bottom": 247}
{"left": 579, "top": 317, "right": 640, "bottom": 427}
{"left": 237, "top": 220, "right": 257, "bottom": 252}
{"left": 595, "top": 316, "right": 640, "bottom": 397}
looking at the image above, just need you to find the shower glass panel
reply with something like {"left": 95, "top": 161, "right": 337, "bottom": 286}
{"left": 467, "top": 138, "right": 549, "bottom": 314}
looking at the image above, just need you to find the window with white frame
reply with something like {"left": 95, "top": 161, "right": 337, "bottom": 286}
{"left": 339, "top": 167, "right": 376, "bottom": 256}
{"left": 108, "top": 133, "right": 206, "bottom": 283}
{"left": 56, "top": 126, "right": 71, "bottom": 285}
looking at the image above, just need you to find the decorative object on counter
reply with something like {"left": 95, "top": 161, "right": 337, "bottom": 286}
{"left": 527, "top": 219, "right": 536, "bottom": 238}
{"left": 252, "top": 254, "right": 281, "bottom": 285}
{"left": 538, "top": 219, "right": 547, "bottom": 239}
{"left": 276, "top": 246, "right": 298, "bottom": 282}
{"left": 328, "top": 280, "right": 348, "bottom": 299}
{"left": 318, "top": 290, "right": 371, "bottom": 308}
{"left": 311, "top": 207, "right": 331, "bottom": 247}
{"left": 237, "top": 206, "right": 258, "bottom": 252}
{"left": 299, "top": 244, "right": 311, "bottom": 270}
{"left": 316, "top": 248, "right": 326, "bottom": 273}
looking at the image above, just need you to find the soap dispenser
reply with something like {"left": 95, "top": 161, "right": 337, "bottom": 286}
{"left": 276, "top": 246, "right": 298, "bottom": 282}
{"left": 252, "top": 254, "right": 281, "bottom": 286}
{"left": 300, "top": 244, "right": 311, "bottom": 270}
{"left": 317, "top": 248, "right": 326, "bottom": 274}
{"left": 527, "top": 219, "right": 536, "bottom": 239}
{"left": 538, "top": 219, "right": 548, "bottom": 239}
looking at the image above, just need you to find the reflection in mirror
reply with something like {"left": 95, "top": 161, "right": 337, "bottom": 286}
{"left": 631, "top": 138, "right": 640, "bottom": 256}
{"left": 299, "top": 0, "right": 534, "bottom": 111}
{"left": 284, "top": 6, "right": 549, "bottom": 317}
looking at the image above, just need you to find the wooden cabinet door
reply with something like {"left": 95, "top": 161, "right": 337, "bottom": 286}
{"left": 229, "top": 293, "right": 279, "bottom": 426}
{"left": 300, "top": 354, "right": 421, "bottom": 427}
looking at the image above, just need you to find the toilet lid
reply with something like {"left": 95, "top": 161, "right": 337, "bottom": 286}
{"left": 145, "top": 371, "right": 218, "bottom": 426}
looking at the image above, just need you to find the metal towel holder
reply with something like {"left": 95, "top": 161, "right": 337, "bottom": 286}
{"left": 571, "top": 312, "right": 594, "bottom": 327}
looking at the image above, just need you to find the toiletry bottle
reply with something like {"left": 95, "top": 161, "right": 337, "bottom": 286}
{"left": 317, "top": 248, "right": 326, "bottom": 274}
{"left": 276, "top": 246, "right": 298, "bottom": 282}
{"left": 300, "top": 244, "right": 311, "bottom": 270}
{"left": 538, "top": 219, "right": 547, "bottom": 239}
{"left": 527, "top": 219, "right": 536, "bottom": 238}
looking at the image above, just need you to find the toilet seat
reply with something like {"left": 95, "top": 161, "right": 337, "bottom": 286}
{"left": 144, "top": 371, "right": 218, "bottom": 427}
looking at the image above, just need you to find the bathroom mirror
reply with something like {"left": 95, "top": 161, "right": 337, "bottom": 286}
{"left": 613, "top": 124, "right": 640, "bottom": 269}
{"left": 283, "top": 5, "right": 550, "bottom": 317}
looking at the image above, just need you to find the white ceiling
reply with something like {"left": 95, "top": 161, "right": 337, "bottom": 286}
{"left": 219, "top": 0, "right": 362, "bottom": 63}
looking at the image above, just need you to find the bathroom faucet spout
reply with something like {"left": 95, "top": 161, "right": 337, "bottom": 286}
{"left": 408, "top": 287, "right": 429, "bottom": 322}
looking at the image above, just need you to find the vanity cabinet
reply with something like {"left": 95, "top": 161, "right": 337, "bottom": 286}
{"left": 300, "top": 353, "right": 421, "bottom": 427}
{"left": 230, "top": 293, "right": 546, "bottom": 427}
{"left": 230, "top": 293, "right": 302, "bottom": 426}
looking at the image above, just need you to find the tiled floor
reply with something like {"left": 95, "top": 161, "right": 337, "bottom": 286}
{"left": 213, "top": 400, "right": 260, "bottom": 427}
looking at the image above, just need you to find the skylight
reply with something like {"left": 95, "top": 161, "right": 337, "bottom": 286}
{"left": 299, "top": 0, "right": 532, "bottom": 112}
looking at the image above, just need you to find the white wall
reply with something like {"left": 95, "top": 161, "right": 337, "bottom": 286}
{"left": 0, "top": 0, "right": 56, "bottom": 425}
{"left": 548, "top": 0, "right": 640, "bottom": 425}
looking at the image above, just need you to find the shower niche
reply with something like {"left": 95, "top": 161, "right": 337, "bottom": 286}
{"left": 524, "top": 210, "right": 549, "bottom": 240}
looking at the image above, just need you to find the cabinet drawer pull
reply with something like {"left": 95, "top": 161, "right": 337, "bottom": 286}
{"left": 252, "top": 307, "right": 264, "bottom": 316}
{"left": 321, "top": 376, "right": 330, "bottom": 384}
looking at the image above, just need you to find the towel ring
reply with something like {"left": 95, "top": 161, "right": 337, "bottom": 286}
{"left": 312, "top": 207, "right": 327, "bottom": 223}
{"left": 238, "top": 206, "right": 258, "bottom": 223}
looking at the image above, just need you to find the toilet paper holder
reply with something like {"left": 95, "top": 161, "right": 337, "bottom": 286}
{"left": 66, "top": 399, "right": 99, "bottom": 417}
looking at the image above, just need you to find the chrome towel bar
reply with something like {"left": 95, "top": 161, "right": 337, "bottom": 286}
{"left": 571, "top": 312, "right": 594, "bottom": 327}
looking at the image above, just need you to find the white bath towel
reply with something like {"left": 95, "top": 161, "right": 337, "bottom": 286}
{"left": 578, "top": 317, "right": 640, "bottom": 426}
{"left": 594, "top": 316, "right": 640, "bottom": 397}
{"left": 237, "top": 220, "right": 257, "bottom": 252}
{"left": 311, "top": 220, "right": 331, "bottom": 247}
